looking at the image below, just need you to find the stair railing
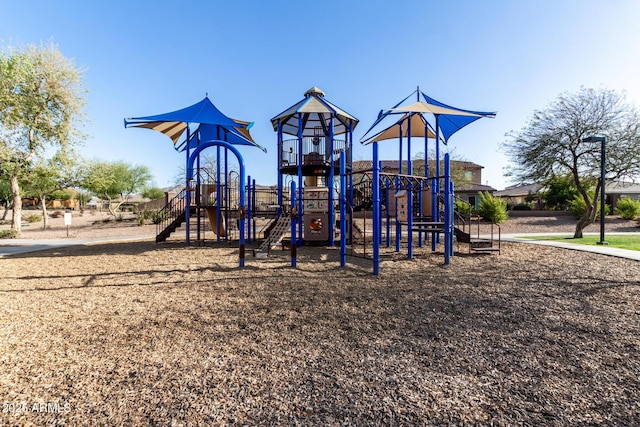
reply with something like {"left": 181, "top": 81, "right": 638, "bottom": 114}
{"left": 156, "top": 187, "right": 189, "bottom": 240}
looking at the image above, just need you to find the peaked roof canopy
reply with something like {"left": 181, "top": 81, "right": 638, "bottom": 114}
{"left": 271, "top": 86, "right": 359, "bottom": 137}
{"left": 360, "top": 88, "right": 496, "bottom": 144}
{"left": 361, "top": 113, "right": 436, "bottom": 145}
{"left": 124, "top": 96, "right": 265, "bottom": 152}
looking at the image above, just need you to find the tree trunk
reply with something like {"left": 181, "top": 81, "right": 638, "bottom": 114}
{"left": 573, "top": 194, "right": 599, "bottom": 238}
{"left": 574, "top": 213, "right": 592, "bottom": 238}
{"left": 107, "top": 198, "right": 117, "bottom": 217}
{"left": 41, "top": 195, "right": 49, "bottom": 229}
{"left": 10, "top": 175, "right": 21, "bottom": 234}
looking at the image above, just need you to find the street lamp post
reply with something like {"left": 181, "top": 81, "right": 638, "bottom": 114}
{"left": 582, "top": 136, "right": 607, "bottom": 245}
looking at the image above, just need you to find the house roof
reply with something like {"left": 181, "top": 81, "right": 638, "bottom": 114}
{"left": 494, "top": 183, "right": 542, "bottom": 197}
{"left": 457, "top": 183, "right": 496, "bottom": 193}
{"left": 606, "top": 181, "right": 640, "bottom": 194}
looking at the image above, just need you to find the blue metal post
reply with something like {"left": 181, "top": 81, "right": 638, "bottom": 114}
{"left": 297, "top": 115, "right": 303, "bottom": 246}
{"left": 397, "top": 125, "right": 402, "bottom": 253}
{"left": 444, "top": 153, "right": 451, "bottom": 265}
{"left": 185, "top": 127, "right": 191, "bottom": 246}
{"left": 247, "top": 175, "right": 251, "bottom": 244}
{"left": 420, "top": 120, "right": 429, "bottom": 247}
{"left": 432, "top": 116, "right": 440, "bottom": 251}
{"left": 224, "top": 147, "right": 229, "bottom": 242}
{"left": 407, "top": 115, "right": 413, "bottom": 259}
{"left": 277, "top": 120, "right": 283, "bottom": 214}
{"left": 348, "top": 121, "right": 354, "bottom": 244}
{"left": 385, "top": 185, "right": 391, "bottom": 247}
{"left": 450, "top": 181, "right": 455, "bottom": 257}
{"left": 216, "top": 145, "right": 221, "bottom": 243}
{"left": 340, "top": 151, "right": 346, "bottom": 267}
{"left": 418, "top": 182, "right": 423, "bottom": 247}
{"left": 373, "top": 141, "right": 380, "bottom": 276}
{"left": 291, "top": 182, "right": 297, "bottom": 268}
{"left": 238, "top": 164, "right": 246, "bottom": 268}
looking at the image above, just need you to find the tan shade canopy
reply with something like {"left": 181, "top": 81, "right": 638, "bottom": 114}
{"left": 362, "top": 113, "right": 436, "bottom": 145}
{"left": 390, "top": 101, "right": 482, "bottom": 117}
{"left": 128, "top": 121, "right": 188, "bottom": 145}
{"left": 271, "top": 87, "right": 359, "bottom": 137}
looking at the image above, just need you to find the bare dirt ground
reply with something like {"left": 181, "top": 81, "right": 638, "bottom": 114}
{"left": 0, "top": 212, "right": 639, "bottom": 425}
{"left": 0, "top": 210, "right": 157, "bottom": 240}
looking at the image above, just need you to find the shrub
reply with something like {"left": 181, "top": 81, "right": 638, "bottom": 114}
{"left": 615, "top": 197, "right": 640, "bottom": 220}
{"left": 478, "top": 191, "right": 508, "bottom": 224}
{"left": 454, "top": 199, "right": 472, "bottom": 215}
{"left": 0, "top": 229, "right": 18, "bottom": 239}
{"left": 570, "top": 195, "right": 610, "bottom": 219}
{"left": 115, "top": 213, "right": 124, "bottom": 221}
{"left": 151, "top": 210, "right": 169, "bottom": 224}
{"left": 50, "top": 210, "right": 64, "bottom": 218}
{"left": 26, "top": 214, "right": 42, "bottom": 223}
{"left": 512, "top": 203, "right": 532, "bottom": 211}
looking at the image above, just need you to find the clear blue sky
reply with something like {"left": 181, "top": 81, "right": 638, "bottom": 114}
{"left": 3, "top": 0, "right": 640, "bottom": 190}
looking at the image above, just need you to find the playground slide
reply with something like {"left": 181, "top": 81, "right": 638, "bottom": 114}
{"left": 206, "top": 207, "right": 226, "bottom": 237}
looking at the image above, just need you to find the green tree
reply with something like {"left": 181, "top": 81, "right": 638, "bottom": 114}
{"left": 21, "top": 150, "right": 82, "bottom": 229}
{"left": 504, "top": 88, "right": 640, "bottom": 238}
{"left": 0, "top": 42, "right": 86, "bottom": 234}
{"left": 540, "top": 174, "right": 579, "bottom": 210}
{"left": 82, "top": 161, "right": 152, "bottom": 216}
{"left": 142, "top": 186, "right": 165, "bottom": 200}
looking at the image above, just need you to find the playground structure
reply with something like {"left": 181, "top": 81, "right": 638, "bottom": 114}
{"left": 125, "top": 96, "right": 268, "bottom": 267}
{"left": 270, "top": 87, "right": 358, "bottom": 250}
{"left": 124, "top": 87, "right": 496, "bottom": 274}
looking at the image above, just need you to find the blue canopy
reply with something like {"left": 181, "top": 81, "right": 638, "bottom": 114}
{"left": 360, "top": 88, "right": 496, "bottom": 144}
{"left": 124, "top": 96, "right": 266, "bottom": 152}
{"left": 419, "top": 91, "right": 496, "bottom": 142}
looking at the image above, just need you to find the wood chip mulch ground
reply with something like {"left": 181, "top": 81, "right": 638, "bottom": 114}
{"left": 1, "top": 239, "right": 639, "bottom": 425}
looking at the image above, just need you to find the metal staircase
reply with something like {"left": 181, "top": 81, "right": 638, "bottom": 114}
{"left": 453, "top": 209, "right": 501, "bottom": 254}
{"left": 258, "top": 214, "right": 291, "bottom": 251}
{"left": 155, "top": 188, "right": 189, "bottom": 243}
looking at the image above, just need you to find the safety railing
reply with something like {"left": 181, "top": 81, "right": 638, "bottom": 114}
{"left": 280, "top": 137, "right": 348, "bottom": 168}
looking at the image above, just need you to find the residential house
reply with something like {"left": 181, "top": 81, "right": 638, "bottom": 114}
{"left": 493, "top": 183, "right": 543, "bottom": 209}
{"left": 606, "top": 181, "right": 640, "bottom": 211}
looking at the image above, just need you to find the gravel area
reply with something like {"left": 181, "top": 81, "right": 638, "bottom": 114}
{"left": 3, "top": 210, "right": 638, "bottom": 242}
{"left": 0, "top": 211, "right": 157, "bottom": 240}
{"left": 0, "top": 212, "right": 639, "bottom": 425}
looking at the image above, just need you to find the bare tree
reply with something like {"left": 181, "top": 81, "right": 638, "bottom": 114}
{"left": 504, "top": 87, "right": 640, "bottom": 237}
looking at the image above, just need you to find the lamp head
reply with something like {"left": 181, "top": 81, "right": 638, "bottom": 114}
{"left": 582, "top": 136, "right": 606, "bottom": 143}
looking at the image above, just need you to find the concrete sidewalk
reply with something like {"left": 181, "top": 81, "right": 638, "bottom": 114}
{"left": 0, "top": 235, "right": 154, "bottom": 257}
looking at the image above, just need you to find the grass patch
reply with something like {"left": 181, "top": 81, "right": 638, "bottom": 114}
{"left": 520, "top": 234, "right": 640, "bottom": 251}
